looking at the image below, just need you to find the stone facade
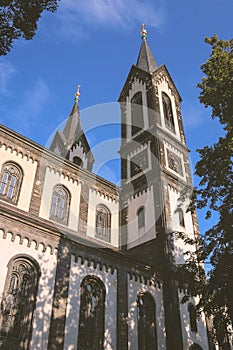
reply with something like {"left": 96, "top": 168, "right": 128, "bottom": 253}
{"left": 0, "top": 35, "right": 212, "bottom": 350}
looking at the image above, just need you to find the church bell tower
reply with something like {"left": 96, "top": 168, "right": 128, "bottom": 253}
{"left": 119, "top": 24, "right": 194, "bottom": 265}
{"left": 119, "top": 25, "right": 197, "bottom": 349}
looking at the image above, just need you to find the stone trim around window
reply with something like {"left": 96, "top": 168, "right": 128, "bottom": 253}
{"left": 50, "top": 184, "right": 71, "bottom": 225}
{"left": 95, "top": 204, "right": 111, "bottom": 242}
{"left": 0, "top": 161, "right": 23, "bottom": 205}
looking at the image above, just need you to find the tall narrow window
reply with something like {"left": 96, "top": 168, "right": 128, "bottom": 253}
{"left": 177, "top": 208, "right": 185, "bottom": 228}
{"left": 95, "top": 204, "right": 111, "bottom": 242}
{"left": 137, "top": 206, "right": 145, "bottom": 234}
{"left": 137, "top": 292, "right": 158, "bottom": 350}
{"left": 0, "top": 256, "right": 40, "bottom": 349}
{"left": 0, "top": 162, "right": 23, "bottom": 204}
{"left": 78, "top": 276, "right": 105, "bottom": 350}
{"left": 162, "top": 92, "right": 175, "bottom": 133}
{"left": 188, "top": 303, "right": 198, "bottom": 333}
{"left": 131, "top": 91, "right": 144, "bottom": 135}
{"left": 50, "top": 185, "right": 70, "bottom": 225}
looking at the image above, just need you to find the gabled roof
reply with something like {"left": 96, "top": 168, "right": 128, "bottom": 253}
{"left": 118, "top": 64, "right": 152, "bottom": 102}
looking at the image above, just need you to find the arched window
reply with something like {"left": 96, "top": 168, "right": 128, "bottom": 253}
{"left": 78, "top": 276, "right": 105, "bottom": 350}
{"left": 50, "top": 185, "right": 70, "bottom": 225}
{"left": 177, "top": 208, "right": 185, "bottom": 228}
{"left": 188, "top": 303, "right": 198, "bottom": 333}
{"left": 73, "top": 156, "right": 83, "bottom": 167}
{"left": 0, "top": 162, "right": 23, "bottom": 204}
{"left": 95, "top": 204, "right": 111, "bottom": 242}
{"left": 137, "top": 206, "right": 145, "bottom": 233}
{"left": 137, "top": 292, "right": 158, "bottom": 350}
{"left": 131, "top": 91, "right": 144, "bottom": 135}
{"left": 0, "top": 256, "right": 40, "bottom": 349}
{"left": 162, "top": 92, "right": 175, "bottom": 133}
{"left": 189, "top": 344, "right": 203, "bottom": 350}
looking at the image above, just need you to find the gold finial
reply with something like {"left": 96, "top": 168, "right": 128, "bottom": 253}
{"left": 75, "top": 85, "right": 81, "bottom": 102}
{"left": 141, "top": 23, "right": 147, "bottom": 40}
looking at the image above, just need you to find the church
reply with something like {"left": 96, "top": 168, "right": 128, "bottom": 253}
{"left": 0, "top": 26, "right": 212, "bottom": 350}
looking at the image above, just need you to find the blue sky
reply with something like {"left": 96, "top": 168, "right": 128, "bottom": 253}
{"left": 0, "top": 0, "right": 232, "bottom": 235}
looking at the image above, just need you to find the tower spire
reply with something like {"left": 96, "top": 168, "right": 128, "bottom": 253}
{"left": 136, "top": 24, "right": 158, "bottom": 73}
{"left": 69, "top": 85, "right": 81, "bottom": 116}
{"left": 62, "top": 85, "right": 82, "bottom": 145}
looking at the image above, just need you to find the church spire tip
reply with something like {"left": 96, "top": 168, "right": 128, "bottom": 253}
{"left": 141, "top": 23, "right": 147, "bottom": 40}
{"left": 75, "top": 85, "right": 81, "bottom": 103}
{"left": 69, "top": 85, "right": 81, "bottom": 116}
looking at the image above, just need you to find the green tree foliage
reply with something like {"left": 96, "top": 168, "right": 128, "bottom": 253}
{"left": 0, "top": 0, "right": 60, "bottom": 55}
{"left": 178, "top": 35, "right": 233, "bottom": 345}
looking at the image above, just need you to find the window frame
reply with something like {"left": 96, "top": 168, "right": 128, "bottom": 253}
{"left": 177, "top": 208, "right": 185, "bottom": 228}
{"left": 188, "top": 303, "right": 198, "bottom": 333}
{"left": 162, "top": 92, "right": 175, "bottom": 133}
{"left": 189, "top": 344, "right": 203, "bottom": 350}
{"left": 0, "top": 255, "right": 40, "bottom": 349}
{"left": 78, "top": 275, "right": 105, "bottom": 350}
{"left": 95, "top": 204, "right": 111, "bottom": 242}
{"left": 131, "top": 91, "right": 144, "bottom": 136}
{"left": 137, "top": 206, "right": 145, "bottom": 233}
{"left": 0, "top": 162, "right": 23, "bottom": 204}
{"left": 50, "top": 185, "right": 71, "bottom": 225}
{"left": 73, "top": 156, "right": 83, "bottom": 167}
{"left": 137, "top": 291, "right": 158, "bottom": 350}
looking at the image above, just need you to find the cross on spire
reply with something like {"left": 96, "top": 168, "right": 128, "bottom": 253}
{"left": 75, "top": 85, "right": 81, "bottom": 102}
{"left": 141, "top": 23, "right": 147, "bottom": 40}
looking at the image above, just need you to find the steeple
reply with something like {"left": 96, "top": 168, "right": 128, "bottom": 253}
{"left": 136, "top": 24, "right": 158, "bottom": 73}
{"left": 49, "top": 86, "right": 94, "bottom": 171}
{"left": 63, "top": 85, "right": 82, "bottom": 148}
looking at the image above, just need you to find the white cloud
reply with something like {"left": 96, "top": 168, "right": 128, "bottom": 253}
{"left": 0, "top": 59, "right": 16, "bottom": 96}
{"left": 55, "top": 0, "right": 165, "bottom": 40}
{"left": 73, "top": 0, "right": 164, "bottom": 26}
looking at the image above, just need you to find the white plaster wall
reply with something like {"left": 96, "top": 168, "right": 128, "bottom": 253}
{"left": 64, "top": 255, "right": 117, "bottom": 350}
{"left": 39, "top": 167, "right": 81, "bottom": 231}
{"left": 179, "top": 292, "right": 209, "bottom": 350}
{"left": 127, "top": 187, "right": 156, "bottom": 249}
{"left": 0, "top": 230, "right": 57, "bottom": 350}
{"left": 157, "top": 77, "right": 181, "bottom": 141}
{"left": 0, "top": 146, "right": 38, "bottom": 212}
{"left": 168, "top": 185, "right": 196, "bottom": 265}
{"left": 128, "top": 275, "right": 166, "bottom": 350}
{"left": 86, "top": 189, "right": 119, "bottom": 247}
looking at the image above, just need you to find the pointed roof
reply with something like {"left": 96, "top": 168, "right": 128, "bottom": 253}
{"left": 63, "top": 100, "right": 82, "bottom": 147}
{"left": 50, "top": 86, "right": 83, "bottom": 153}
{"left": 136, "top": 24, "right": 158, "bottom": 73}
